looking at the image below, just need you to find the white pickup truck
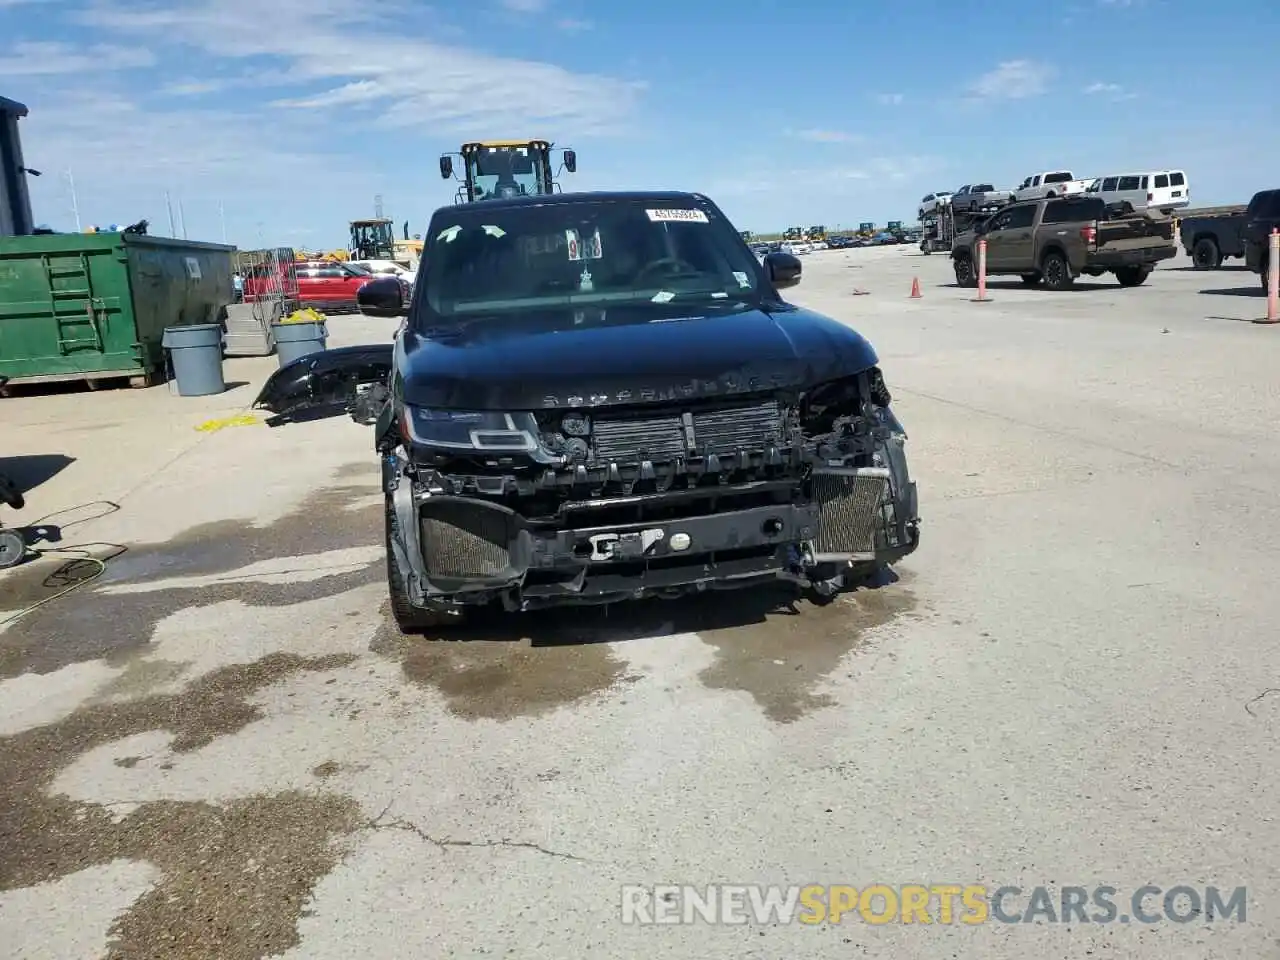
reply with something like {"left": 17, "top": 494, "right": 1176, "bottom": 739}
{"left": 1013, "top": 171, "right": 1088, "bottom": 202}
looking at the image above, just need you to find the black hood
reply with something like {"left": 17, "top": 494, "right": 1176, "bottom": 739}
{"left": 398, "top": 303, "right": 878, "bottom": 410}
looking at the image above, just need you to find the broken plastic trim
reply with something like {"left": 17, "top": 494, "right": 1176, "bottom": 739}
{"left": 252, "top": 343, "right": 394, "bottom": 424}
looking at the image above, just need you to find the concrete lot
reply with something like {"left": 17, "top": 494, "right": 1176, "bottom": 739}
{"left": 0, "top": 248, "right": 1277, "bottom": 958}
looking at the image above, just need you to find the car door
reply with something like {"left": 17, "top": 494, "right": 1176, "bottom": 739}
{"left": 1115, "top": 175, "right": 1143, "bottom": 210}
{"left": 980, "top": 209, "right": 1014, "bottom": 266}
{"left": 996, "top": 203, "right": 1036, "bottom": 266}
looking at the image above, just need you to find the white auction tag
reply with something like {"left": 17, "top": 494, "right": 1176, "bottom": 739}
{"left": 646, "top": 209, "right": 709, "bottom": 223}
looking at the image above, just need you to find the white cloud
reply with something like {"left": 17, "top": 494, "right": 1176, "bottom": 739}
{"left": 0, "top": 41, "right": 154, "bottom": 76}
{"left": 967, "top": 59, "right": 1053, "bottom": 100}
{"left": 557, "top": 17, "right": 592, "bottom": 31}
{"left": 74, "top": 0, "right": 642, "bottom": 136}
{"left": 13, "top": 0, "right": 646, "bottom": 241}
{"left": 874, "top": 93, "right": 904, "bottom": 106}
{"left": 792, "top": 128, "right": 860, "bottom": 143}
{"left": 1083, "top": 81, "right": 1137, "bottom": 100}
{"left": 502, "top": 0, "right": 546, "bottom": 9}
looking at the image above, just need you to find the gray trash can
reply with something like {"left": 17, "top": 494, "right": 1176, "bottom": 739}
{"left": 161, "top": 323, "right": 226, "bottom": 396}
{"left": 272, "top": 319, "right": 328, "bottom": 367}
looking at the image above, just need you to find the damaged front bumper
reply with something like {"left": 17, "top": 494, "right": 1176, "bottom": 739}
{"left": 387, "top": 442, "right": 919, "bottom": 613}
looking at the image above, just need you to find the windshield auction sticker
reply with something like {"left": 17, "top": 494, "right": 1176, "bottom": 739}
{"left": 646, "top": 209, "right": 709, "bottom": 223}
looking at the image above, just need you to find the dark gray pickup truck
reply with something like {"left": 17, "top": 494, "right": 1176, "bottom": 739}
{"left": 1179, "top": 209, "right": 1248, "bottom": 269}
{"left": 951, "top": 196, "right": 1177, "bottom": 290}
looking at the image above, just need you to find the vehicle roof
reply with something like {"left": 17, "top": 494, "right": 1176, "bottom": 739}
{"left": 463, "top": 139, "right": 551, "bottom": 148}
{"left": 431, "top": 190, "right": 713, "bottom": 216}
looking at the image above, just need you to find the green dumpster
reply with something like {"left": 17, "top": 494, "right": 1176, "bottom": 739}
{"left": 0, "top": 232, "right": 235, "bottom": 386}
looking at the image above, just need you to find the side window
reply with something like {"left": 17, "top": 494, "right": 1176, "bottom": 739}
{"left": 1170, "top": 172, "right": 1186, "bottom": 186}
{"left": 1043, "top": 198, "right": 1103, "bottom": 224}
{"left": 318, "top": 265, "right": 344, "bottom": 278}
{"left": 1154, "top": 174, "right": 1170, "bottom": 188}
{"left": 1042, "top": 200, "right": 1071, "bottom": 224}
{"left": 1045, "top": 172, "right": 1071, "bottom": 184}
{"left": 988, "top": 212, "right": 1011, "bottom": 231}
{"left": 1003, "top": 205, "right": 1036, "bottom": 228}
{"left": 1102, "top": 177, "right": 1119, "bottom": 191}
{"left": 1117, "top": 176, "right": 1141, "bottom": 190}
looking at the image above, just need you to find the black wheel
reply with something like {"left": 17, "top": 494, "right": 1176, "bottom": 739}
{"left": 953, "top": 255, "right": 976, "bottom": 288}
{"left": 1115, "top": 265, "right": 1151, "bottom": 287}
{"left": 1045, "top": 191, "right": 1057, "bottom": 198}
{"left": 1192, "top": 237, "right": 1221, "bottom": 270}
{"left": 1040, "top": 251, "right": 1073, "bottom": 290}
{"left": 1020, "top": 273, "right": 1042, "bottom": 287}
{"left": 384, "top": 494, "right": 460, "bottom": 634}
{"left": 0, "top": 474, "right": 23, "bottom": 509}
{"left": 0, "top": 529, "right": 26, "bottom": 569}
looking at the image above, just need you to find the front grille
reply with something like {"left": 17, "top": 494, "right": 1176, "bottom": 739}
{"left": 591, "top": 399, "right": 784, "bottom": 464}
{"left": 811, "top": 467, "right": 890, "bottom": 558}
{"left": 419, "top": 499, "right": 511, "bottom": 578}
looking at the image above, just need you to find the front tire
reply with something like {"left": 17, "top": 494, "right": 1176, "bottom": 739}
{"left": 385, "top": 494, "right": 459, "bottom": 634}
{"left": 1040, "top": 251, "right": 1073, "bottom": 290}
{"left": 953, "top": 255, "right": 976, "bottom": 288}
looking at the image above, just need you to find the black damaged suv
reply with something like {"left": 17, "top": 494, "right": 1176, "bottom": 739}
{"left": 255, "top": 191, "right": 920, "bottom": 631}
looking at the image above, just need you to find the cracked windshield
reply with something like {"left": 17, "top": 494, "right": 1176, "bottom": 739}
{"left": 0, "top": 0, "right": 1270, "bottom": 956}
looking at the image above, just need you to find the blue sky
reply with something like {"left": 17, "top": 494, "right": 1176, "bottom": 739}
{"left": 3, "top": 0, "right": 1276, "bottom": 248}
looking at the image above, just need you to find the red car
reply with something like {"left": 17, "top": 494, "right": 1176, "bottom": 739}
{"left": 294, "top": 260, "right": 374, "bottom": 314}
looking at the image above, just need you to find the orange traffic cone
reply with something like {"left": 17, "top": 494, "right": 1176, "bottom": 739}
{"left": 909, "top": 276, "right": 921, "bottom": 298}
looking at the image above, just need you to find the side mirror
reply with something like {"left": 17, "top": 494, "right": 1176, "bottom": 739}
{"left": 357, "top": 277, "right": 406, "bottom": 318}
{"left": 763, "top": 251, "right": 801, "bottom": 289}
{"left": 563, "top": 149, "right": 577, "bottom": 173}
{"left": 439, "top": 155, "right": 453, "bottom": 179}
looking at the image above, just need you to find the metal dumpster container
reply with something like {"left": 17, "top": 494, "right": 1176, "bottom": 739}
{"left": 0, "top": 232, "right": 235, "bottom": 386}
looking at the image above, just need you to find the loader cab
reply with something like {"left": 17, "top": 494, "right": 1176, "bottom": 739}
{"left": 349, "top": 218, "right": 396, "bottom": 260}
{"left": 439, "top": 140, "right": 576, "bottom": 203}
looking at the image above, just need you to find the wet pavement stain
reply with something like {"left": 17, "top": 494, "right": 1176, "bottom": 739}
{"left": 0, "top": 480, "right": 384, "bottom": 681}
{"left": 370, "top": 608, "right": 636, "bottom": 721}
{"left": 0, "top": 652, "right": 363, "bottom": 960}
{"left": 696, "top": 573, "right": 920, "bottom": 723}
{"left": 383, "top": 569, "right": 921, "bottom": 725}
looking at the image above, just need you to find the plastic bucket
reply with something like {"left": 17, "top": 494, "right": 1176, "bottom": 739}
{"left": 161, "top": 323, "right": 226, "bottom": 396}
{"left": 272, "top": 320, "right": 328, "bottom": 367}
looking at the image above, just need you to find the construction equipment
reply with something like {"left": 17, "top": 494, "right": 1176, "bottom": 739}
{"left": 807, "top": 225, "right": 827, "bottom": 242}
{"left": 439, "top": 139, "right": 576, "bottom": 203}
{"left": 349, "top": 218, "right": 396, "bottom": 260}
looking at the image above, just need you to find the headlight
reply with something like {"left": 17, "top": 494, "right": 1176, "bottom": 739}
{"left": 403, "top": 406, "right": 540, "bottom": 452}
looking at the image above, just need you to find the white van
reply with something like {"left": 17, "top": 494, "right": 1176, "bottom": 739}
{"left": 1084, "top": 170, "right": 1189, "bottom": 212}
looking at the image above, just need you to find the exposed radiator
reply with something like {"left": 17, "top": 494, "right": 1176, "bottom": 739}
{"left": 591, "top": 399, "right": 783, "bottom": 464}
{"left": 692, "top": 399, "right": 783, "bottom": 452}
{"left": 811, "top": 467, "right": 890, "bottom": 559}
{"left": 419, "top": 499, "right": 511, "bottom": 578}
{"left": 592, "top": 413, "right": 685, "bottom": 463}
